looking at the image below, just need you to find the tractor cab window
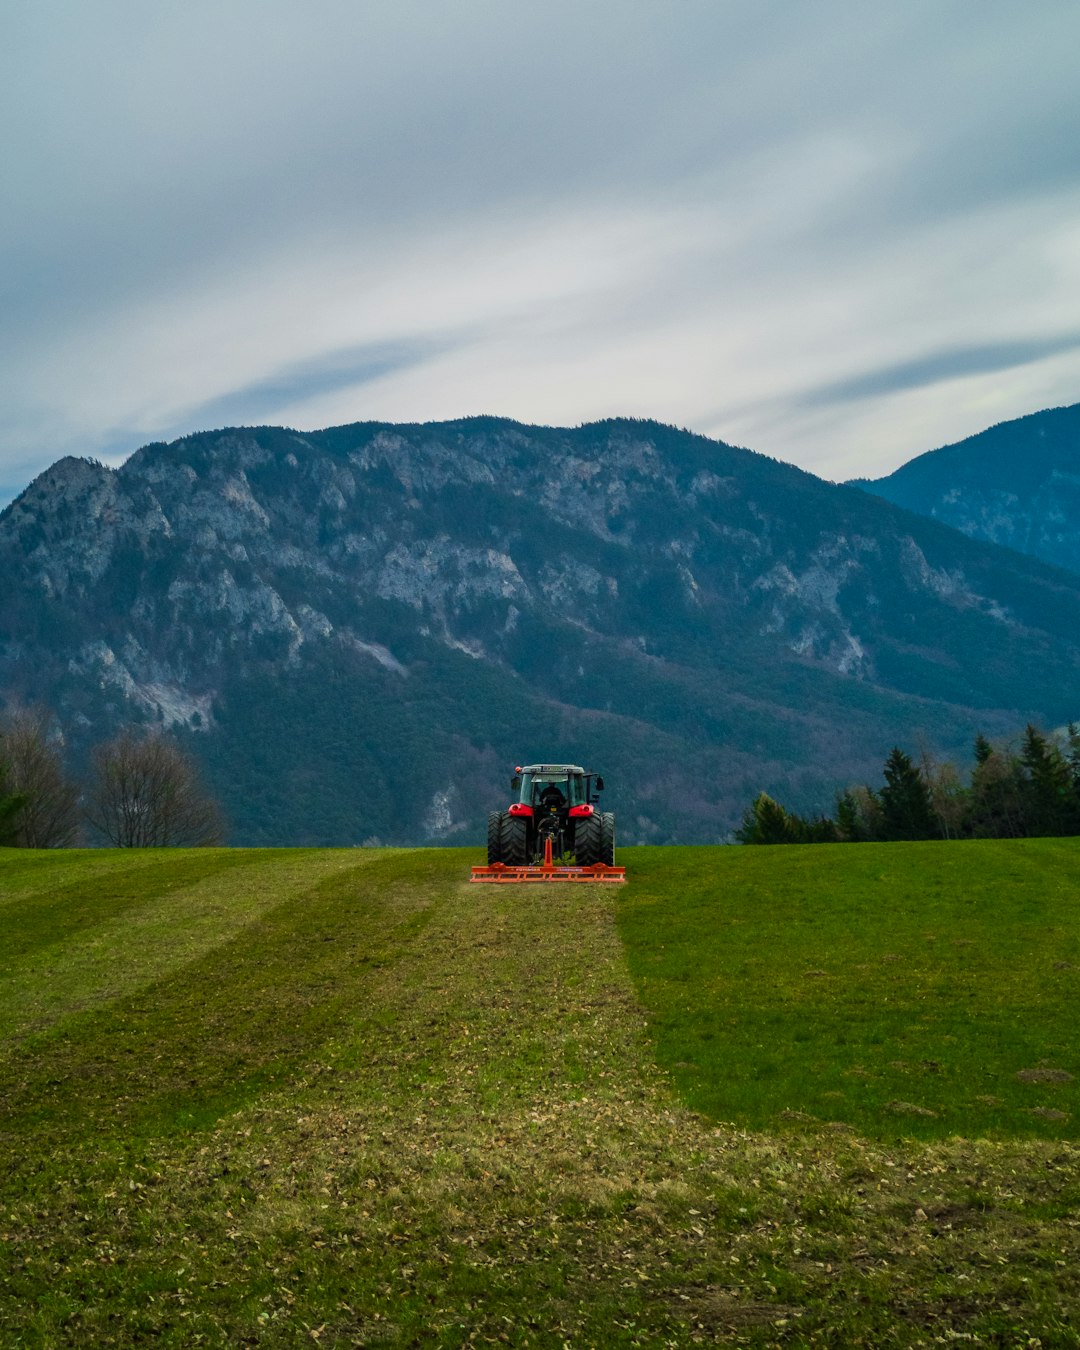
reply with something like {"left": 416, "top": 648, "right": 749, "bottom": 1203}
{"left": 566, "top": 775, "right": 587, "bottom": 806}
{"left": 520, "top": 772, "right": 588, "bottom": 807}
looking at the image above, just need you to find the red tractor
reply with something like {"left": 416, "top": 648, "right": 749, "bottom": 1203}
{"left": 486, "top": 763, "right": 615, "bottom": 867}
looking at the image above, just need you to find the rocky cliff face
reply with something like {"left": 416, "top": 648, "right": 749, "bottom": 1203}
{"left": 853, "top": 403, "right": 1080, "bottom": 578}
{"left": 4, "top": 416, "right": 1080, "bottom": 844}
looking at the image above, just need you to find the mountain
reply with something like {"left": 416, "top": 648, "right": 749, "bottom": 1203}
{"left": 3, "top": 416, "right": 1080, "bottom": 846}
{"left": 852, "top": 403, "right": 1080, "bottom": 577}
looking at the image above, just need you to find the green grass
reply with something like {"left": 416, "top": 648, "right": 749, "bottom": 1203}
{"left": 1, "top": 842, "right": 1080, "bottom": 1347}
{"left": 618, "top": 839, "right": 1080, "bottom": 1141}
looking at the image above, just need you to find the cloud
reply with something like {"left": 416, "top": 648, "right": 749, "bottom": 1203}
{"left": 795, "top": 334, "right": 1080, "bottom": 408}
{"left": 2, "top": 1, "right": 1080, "bottom": 492}
{"left": 180, "top": 336, "right": 452, "bottom": 433}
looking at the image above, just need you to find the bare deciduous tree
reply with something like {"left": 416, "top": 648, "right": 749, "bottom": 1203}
{"left": 86, "top": 731, "right": 224, "bottom": 847}
{"left": 0, "top": 707, "right": 80, "bottom": 847}
{"left": 917, "top": 742, "right": 967, "bottom": 841}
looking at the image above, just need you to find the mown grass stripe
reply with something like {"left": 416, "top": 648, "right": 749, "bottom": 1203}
{"left": 0, "top": 846, "right": 177, "bottom": 906}
{"left": 0, "top": 849, "right": 423, "bottom": 1145}
{"left": 0, "top": 850, "right": 288, "bottom": 970}
{"left": 0, "top": 848, "right": 395, "bottom": 1047}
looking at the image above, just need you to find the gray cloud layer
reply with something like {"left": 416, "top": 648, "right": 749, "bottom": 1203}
{"left": 799, "top": 334, "right": 1080, "bottom": 407}
{"left": 3, "top": 0, "right": 1080, "bottom": 499}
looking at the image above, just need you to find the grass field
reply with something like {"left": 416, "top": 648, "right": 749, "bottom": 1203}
{"left": 620, "top": 840, "right": 1080, "bottom": 1141}
{"left": 2, "top": 841, "right": 1079, "bottom": 1347}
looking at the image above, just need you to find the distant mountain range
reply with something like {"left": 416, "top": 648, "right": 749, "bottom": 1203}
{"left": 3, "top": 412, "right": 1080, "bottom": 845}
{"left": 852, "top": 403, "right": 1080, "bottom": 577}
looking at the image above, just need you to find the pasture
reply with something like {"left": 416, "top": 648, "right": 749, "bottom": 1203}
{"left": 1, "top": 842, "right": 1078, "bottom": 1346}
{"left": 621, "top": 840, "right": 1080, "bottom": 1140}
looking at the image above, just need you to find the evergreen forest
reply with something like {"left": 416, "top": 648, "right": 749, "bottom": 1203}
{"left": 737, "top": 724, "right": 1080, "bottom": 844}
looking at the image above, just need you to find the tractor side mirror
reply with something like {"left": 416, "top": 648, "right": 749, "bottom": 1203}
{"left": 595, "top": 776, "right": 605, "bottom": 792}
{"left": 511, "top": 775, "right": 521, "bottom": 791}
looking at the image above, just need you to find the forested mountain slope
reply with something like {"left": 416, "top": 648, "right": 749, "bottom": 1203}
{"left": 853, "top": 403, "right": 1080, "bottom": 577}
{"left": 4, "top": 416, "right": 1080, "bottom": 843}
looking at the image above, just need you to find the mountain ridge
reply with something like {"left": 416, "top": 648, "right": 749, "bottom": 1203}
{"left": 852, "top": 402, "right": 1080, "bottom": 576}
{"left": 4, "top": 414, "right": 1080, "bottom": 845}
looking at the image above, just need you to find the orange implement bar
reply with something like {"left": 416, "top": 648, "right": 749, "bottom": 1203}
{"left": 471, "top": 834, "right": 626, "bottom": 884}
{"left": 470, "top": 862, "right": 626, "bottom": 884}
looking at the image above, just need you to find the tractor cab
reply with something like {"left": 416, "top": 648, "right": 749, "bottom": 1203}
{"left": 512, "top": 764, "right": 602, "bottom": 812}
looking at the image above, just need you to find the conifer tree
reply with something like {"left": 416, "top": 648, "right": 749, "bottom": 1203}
{"left": 736, "top": 792, "right": 796, "bottom": 844}
{"left": 969, "top": 744, "right": 1026, "bottom": 838}
{"left": 736, "top": 792, "right": 837, "bottom": 844}
{"left": 1019, "top": 725, "right": 1080, "bottom": 837}
{"left": 835, "top": 787, "right": 881, "bottom": 841}
{"left": 834, "top": 790, "right": 860, "bottom": 841}
{"left": 804, "top": 814, "right": 840, "bottom": 843}
{"left": 879, "top": 747, "right": 938, "bottom": 841}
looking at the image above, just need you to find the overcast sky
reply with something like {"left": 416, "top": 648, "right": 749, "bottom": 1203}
{"left": 3, "top": 1, "right": 1080, "bottom": 501}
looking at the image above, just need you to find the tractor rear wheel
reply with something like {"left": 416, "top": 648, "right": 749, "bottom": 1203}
{"left": 574, "top": 814, "right": 601, "bottom": 866}
{"left": 487, "top": 811, "right": 505, "bottom": 865}
{"left": 600, "top": 812, "right": 616, "bottom": 866}
{"left": 501, "top": 815, "right": 528, "bottom": 865}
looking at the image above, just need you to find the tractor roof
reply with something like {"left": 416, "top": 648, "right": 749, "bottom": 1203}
{"left": 520, "top": 764, "right": 586, "bottom": 775}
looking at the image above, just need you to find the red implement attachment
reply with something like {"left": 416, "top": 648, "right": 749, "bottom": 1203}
{"left": 471, "top": 834, "right": 626, "bottom": 884}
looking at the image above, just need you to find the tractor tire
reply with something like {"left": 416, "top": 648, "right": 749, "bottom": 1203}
{"left": 501, "top": 814, "right": 529, "bottom": 866}
{"left": 599, "top": 812, "right": 616, "bottom": 866}
{"left": 574, "top": 814, "right": 601, "bottom": 866}
{"left": 487, "top": 811, "right": 505, "bottom": 865}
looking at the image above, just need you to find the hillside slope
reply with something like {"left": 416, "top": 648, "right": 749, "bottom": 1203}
{"left": 853, "top": 402, "right": 1080, "bottom": 576}
{"left": 4, "top": 417, "right": 1080, "bottom": 843}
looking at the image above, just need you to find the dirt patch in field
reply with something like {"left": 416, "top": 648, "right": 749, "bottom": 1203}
{"left": 894, "top": 1295, "right": 985, "bottom": 1325}
{"left": 664, "top": 1284, "right": 806, "bottom": 1329}
{"left": 886, "top": 1100, "right": 938, "bottom": 1117}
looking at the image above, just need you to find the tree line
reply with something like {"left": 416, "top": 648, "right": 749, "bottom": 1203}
{"left": 738, "top": 724, "right": 1080, "bottom": 844}
{"left": 0, "top": 708, "right": 223, "bottom": 848}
